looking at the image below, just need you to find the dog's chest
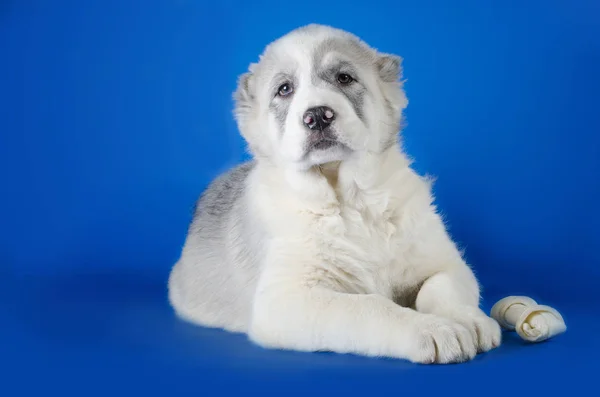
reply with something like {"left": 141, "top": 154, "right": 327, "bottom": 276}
{"left": 314, "top": 194, "right": 420, "bottom": 296}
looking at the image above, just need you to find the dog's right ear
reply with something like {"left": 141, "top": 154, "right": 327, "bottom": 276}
{"left": 233, "top": 64, "right": 269, "bottom": 158}
{"left": 233, "top": 64, "right": 257, "bottom": 122}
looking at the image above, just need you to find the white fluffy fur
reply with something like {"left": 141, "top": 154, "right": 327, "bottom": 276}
{"left": 168, "top": 24, "right": 501, "bottom": 364}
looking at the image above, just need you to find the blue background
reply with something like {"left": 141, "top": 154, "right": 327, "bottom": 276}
{"left": 1, "top": 0, "right": 599, "bottom": 395}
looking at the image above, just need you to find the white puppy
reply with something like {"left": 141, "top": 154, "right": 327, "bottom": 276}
{"left": 168, "top": 24, "right": 501, "bottom": 364}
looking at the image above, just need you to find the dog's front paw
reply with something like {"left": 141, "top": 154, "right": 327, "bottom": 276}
{"left": 408, "top": 315, "right": 477, "bottom": 364}
{"left": 439, "top": 306, "right": 502, "bottom": 353}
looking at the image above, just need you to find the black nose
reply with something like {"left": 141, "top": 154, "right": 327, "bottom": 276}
{"left": 302, "top": 106, "right": 336, "bottom": 131}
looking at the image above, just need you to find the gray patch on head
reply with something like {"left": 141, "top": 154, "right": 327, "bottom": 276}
{"left": 194, "top": 161, "right": 255, "bottom": 218}
{"left": 311, "top": 36, "right": 375, "bottom": 71}
{"left": 310, "top": 36, "right": 404, "bottom": 151}
{"left": 315, "top": 61, "right": 367, "bottom": 123}
{"left": 311, "top": 38, "right": 374, "bottom": 124}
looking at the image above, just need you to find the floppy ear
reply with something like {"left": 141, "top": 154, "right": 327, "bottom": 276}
{"left": 375, "top": 53, "right": 408, "bottom": 119}
{"left": 376, "top": 53, "right": 403, "bottom": 82}
{"left": 233, "top": 64, "right": 268, "bottom": 158}
{"left": 233, "top": 67, "right": 256, "bottom": 122}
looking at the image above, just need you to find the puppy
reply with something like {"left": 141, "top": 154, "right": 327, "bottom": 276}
{"left": 168, "top": 24, "right": 501, "bottom": 364}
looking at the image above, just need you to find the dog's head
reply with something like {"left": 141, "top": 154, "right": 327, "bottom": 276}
{"left": 234, "top": 24, "right": 408, "bottom": 170}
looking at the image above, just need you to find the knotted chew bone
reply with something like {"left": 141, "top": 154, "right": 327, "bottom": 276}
{"left": 490, "top": 296, "right": 567, "bottom": 342}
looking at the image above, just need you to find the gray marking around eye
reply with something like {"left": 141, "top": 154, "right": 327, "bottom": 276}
{"left": 268, "top": 73, "right": 296, "bottom": 136}
{"left": 329, "top": 69, "right": 366, "bottom": 123}
{"left": 316, "top": 63, "right": 367, "bottom": 124}
{"left": 269, "top": 99, "right": 291, "bottom": 137}
{"left": 310, "top": 38, "right": 373, "bottom": 124}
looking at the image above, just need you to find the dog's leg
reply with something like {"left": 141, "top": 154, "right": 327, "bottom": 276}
{"left": 248, "top": 250, "right": 477, "bottom": 364}
{"left": 416, "top": 265, "right": 502, "bottom": 353}
{"left": 412, "top": 226, "right": 502, "bottom": 353}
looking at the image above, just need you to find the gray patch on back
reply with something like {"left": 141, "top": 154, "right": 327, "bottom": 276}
{"left": 171, "top": 159, "right": 261, "bottom": 332}
{"left": 195, "top": 161, "right": 255, "bottom": 218}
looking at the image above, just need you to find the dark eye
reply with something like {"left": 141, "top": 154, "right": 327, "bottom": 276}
{"left": 337, "top": 73, "right": 353, "bottom": 84}
{"left": 277, "top": 83, "right": 294, "bottom": 97}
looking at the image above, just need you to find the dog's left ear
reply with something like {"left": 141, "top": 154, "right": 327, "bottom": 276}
{"left": 375, "top": 53, "right": 408, "bottom": 117}
{"left": 376, "top": 53, "right": 402, "bottom": 83}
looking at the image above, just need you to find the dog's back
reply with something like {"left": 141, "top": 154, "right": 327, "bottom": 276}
{"left": 168, "top": 161, "right": 263, "bottom": 333}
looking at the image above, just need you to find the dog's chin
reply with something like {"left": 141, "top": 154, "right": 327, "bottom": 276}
{"left": 302, "top": 140, "right": 350, "bottom": 169}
